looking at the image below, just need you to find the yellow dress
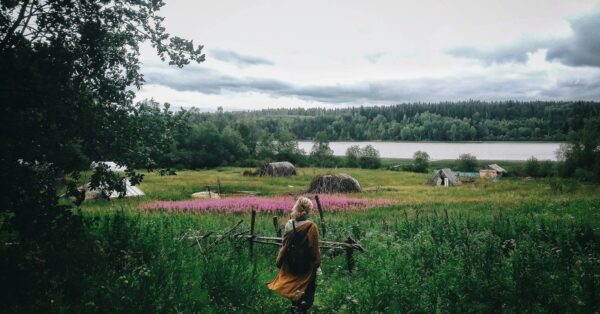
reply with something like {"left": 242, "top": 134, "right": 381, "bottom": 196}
{"left": 267, "top": 221, "right": 321, "bottom": 301}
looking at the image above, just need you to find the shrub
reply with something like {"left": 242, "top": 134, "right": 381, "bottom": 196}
{"left": 359, "top": 145, "right": 381, "bottom": 169}
{"left": 525, "top": 157, "right": 541, "bottom": 177}
{"left": 456, "top": 153, "right": 478, "bottom": 172}
{"left": 345, "top": 145, "right": 361, "bottom": 168}
{"left": 413, "top": 151, "right": 430, "bottom": 173}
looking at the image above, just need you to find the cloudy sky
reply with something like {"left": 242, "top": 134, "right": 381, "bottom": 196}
{"left": 135, "top": 0, "right": 600, "bottom": 111}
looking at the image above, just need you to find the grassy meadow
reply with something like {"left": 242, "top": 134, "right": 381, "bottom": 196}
{"left": 73, "top": 168, "right": 600, "bottom": 313}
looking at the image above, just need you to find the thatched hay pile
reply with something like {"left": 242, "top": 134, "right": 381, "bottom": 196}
{"left": 307, "top": 173, "right": 362, "bottom": 194}
{"left": 257, "top": 161, "right": 296, "bottom": 177}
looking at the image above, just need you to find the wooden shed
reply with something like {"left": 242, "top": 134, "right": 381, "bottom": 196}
{"left": 487, "top": 164, "right": 508, "bottom": 175}
{"left": 429, "top": 168, "right": 461, "bottom": 186}
{"left": 479, "top": 164, "right": 508, "bottom": 179}
{"left": 479, "top": 169, "right": 498, "bottom": 179}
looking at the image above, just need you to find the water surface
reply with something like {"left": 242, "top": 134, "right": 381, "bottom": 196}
{"left": 297, "top": 141, "right": 561, "bottom": 161}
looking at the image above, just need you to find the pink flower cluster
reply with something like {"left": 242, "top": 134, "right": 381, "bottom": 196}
{"left": 140, "top": 195, "right": 394, "bottom": 214}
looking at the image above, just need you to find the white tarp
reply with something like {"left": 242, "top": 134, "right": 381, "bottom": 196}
{"left": 108, "top": 179, "right": 145, "bottom": 198}
{"left": 90, "top": 161, "right": 127, "bottom": 172}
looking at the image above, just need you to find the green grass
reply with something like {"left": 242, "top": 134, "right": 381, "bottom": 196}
{"left": 24, "top": 168, "right": 600, "bottom": 312}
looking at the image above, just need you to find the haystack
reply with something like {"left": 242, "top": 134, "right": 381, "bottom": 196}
{"left": 428, "top": 168, "right": 461, "bottom": 186}
{"left": 307, "top": 173, "right": 362, "bottom": 193}
{"left": 257, "top": 161, "right": 296, "bottom": 177}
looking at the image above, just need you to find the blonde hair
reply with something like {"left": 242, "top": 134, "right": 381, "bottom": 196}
{"left": 290, "top": 196, "right": 313, "bottom": 220}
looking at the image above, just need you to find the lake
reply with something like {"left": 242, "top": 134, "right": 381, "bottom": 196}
{"left": 297, "top": 141, "right": 562, "bottom": 161}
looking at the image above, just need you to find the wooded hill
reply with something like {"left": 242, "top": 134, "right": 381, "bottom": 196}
{"left": 193, "top": 101, "right": 600, "bottom": 141}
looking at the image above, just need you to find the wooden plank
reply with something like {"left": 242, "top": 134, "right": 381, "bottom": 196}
{"left": 238, "top": 235, "right": 364, "bottom": 251}
{"left": 345, "top": 237, "right": 356, "bottom": 273}
{"left": 249, "top": 209, "right": 256, "bottom": 257}
{"left": 272, "top": 216, "right": 281, "bottom": 237}
{"left": 217, "top": 176, "right": 222, "bottom": 194}
{"left": 315, "top": 195, "right": 327, "bottom": 238}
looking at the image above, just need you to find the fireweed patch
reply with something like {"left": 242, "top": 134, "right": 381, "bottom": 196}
{"left": 140, "top": 195, "right": 395, "bottom": 214}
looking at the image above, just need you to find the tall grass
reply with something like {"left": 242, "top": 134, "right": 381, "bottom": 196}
{"left": 4, "top": 168, "right": 599, "bottom": 313}
{"left": 6, "top": 201, "right": 595, "bottom": 313}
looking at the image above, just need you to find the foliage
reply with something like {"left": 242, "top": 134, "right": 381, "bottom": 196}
{"left": 523, "top": 157, "right": 556, "bottom": 178}
{"left": 6, "top": 167, "right": 598, "bottom": 312}
{"left": 150, "top": 103, "right": 600, "bottom": 171}
{"left": 310, "top": 132, "right": 337, "bottom": 168}
{"left": 0, "top": 1, "right": 204, "bottom": 310}
{"left": 456, "top": 153, "right": 478, "bottom": 172}
{"left": 559, "top": 118, "right": 600, "bottom": 182}
{"left": 188, "top": 101, "right": 600, "bottom": 141}
{"left": 412, "top": 150, "right": 431, "bottom": 173}
{"left": 345, "top": 145, "right": 361, "bottom": 168}
{"left": 359, "top": 145, "right": 381, "bottom": 169}
{"left": 525, "top": 157, "right": 541, "bottom": 177}
{"left": 4, "top": 197, "right": 600, "bottom": 312}
{"left": 345, "top": 145, "right": 381, "bottom": 169}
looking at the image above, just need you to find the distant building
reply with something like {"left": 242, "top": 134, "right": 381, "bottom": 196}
{"left": 487, "top": 164, "right": 508, "bottom": 175}
{"left": 479, "top": 164, "right": 508, "bottom": 179}
{"left": 479, "top": 169, "right": 498, "bottom": 179}
{"left": 429, "top": 168, "right": 461, "bottom": 186}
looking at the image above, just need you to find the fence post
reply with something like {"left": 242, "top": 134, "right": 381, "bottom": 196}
{"left": 345, "top": 237, "right": 356, "bottom": 273}
{"left": 217, "top": 176, "right": 222, "bottom": 195}
{"left": 250, "top": 209, "right": 256, "bottom": 257}
{"left": 314, "top": 195, "right": 327, "bottom": 238}
{"left": 206, "top": 185, "right": 211, "bottom": 198}
{"left": 272, "top": 216, "right": 281, "bottom": 237}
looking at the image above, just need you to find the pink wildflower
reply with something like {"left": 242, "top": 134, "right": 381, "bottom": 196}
{"left": 140, "top": 195, "right": 394, "bottom": 214}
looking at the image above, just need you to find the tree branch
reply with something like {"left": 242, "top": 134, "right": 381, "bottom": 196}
{"left": 0, "top": 0, "right": 32, "bottom": 51}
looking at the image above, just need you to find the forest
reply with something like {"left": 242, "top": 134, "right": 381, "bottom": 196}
{"left": 145, "top": 101, "right": 600, "bottom": 175}
{"left": 205, "top": 101, "right": 600, "bottom": 141}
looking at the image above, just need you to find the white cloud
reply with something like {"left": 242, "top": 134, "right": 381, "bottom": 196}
{"left": 135, "top": 0, "right": 600, "bottom": 109}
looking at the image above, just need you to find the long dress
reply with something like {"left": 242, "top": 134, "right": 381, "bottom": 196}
{"left": 267, "top": 220, "right": 321, "bottom": 301}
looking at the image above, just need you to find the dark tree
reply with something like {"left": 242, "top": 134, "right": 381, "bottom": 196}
{"left": 0, "top": 1, "right": 204, "bottom": 311}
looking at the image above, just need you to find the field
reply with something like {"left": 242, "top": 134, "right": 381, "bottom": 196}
{"left": 75, "top": 168, "right": 600, "bottom": 313}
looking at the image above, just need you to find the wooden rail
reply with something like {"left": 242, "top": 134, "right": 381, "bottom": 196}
{"left": 183, "top": 195, "right": 365, "bottom": 273}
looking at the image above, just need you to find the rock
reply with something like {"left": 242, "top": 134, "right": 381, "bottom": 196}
{"left": 191, "top": 191, "right": 221, "bottom": 199}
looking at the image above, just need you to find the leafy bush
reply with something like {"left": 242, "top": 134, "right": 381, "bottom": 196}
{"left": 345, "top": 145, "right": 361, "bottom": 168}
{"left": 359, "top": 145, "right": 381, "bottom": 169}
{"left": 412, "top": 151, "right": 430, "bottom": 173}
{"left": 456, "top": 153, "right": 478, "bottom": 172}
{"left": 344, "top": 145, "right": 381, "bottom": 169}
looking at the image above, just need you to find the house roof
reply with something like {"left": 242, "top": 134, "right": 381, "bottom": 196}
{"left": 440, "top": 168, "right": 461, "bottom": 184}
{"left": 487, "top": 164, "right": 507, "bottom": 173}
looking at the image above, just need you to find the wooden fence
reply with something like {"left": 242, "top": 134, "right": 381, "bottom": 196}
{"left": 184, "top": 195, "right": 365, "bottom": 273}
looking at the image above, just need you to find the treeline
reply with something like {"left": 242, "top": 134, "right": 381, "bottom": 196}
{"left": 206, "top": 101, "right": 599, "bottom": 141}
{"left": 147, "top": 101, "right": 600, "bottom": 182}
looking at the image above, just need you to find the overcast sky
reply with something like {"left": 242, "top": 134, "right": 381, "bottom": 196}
{"left": 135, "top": 0, "right": 600, "bottom": 111}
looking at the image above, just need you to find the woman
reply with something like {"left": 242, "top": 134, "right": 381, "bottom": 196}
{"left": 268, "top": 196, "right": 321, "bottom": 313}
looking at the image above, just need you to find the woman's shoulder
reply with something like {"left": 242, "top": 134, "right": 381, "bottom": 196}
{"left": 284, "top": 218, "right": 314, "bottom": 232}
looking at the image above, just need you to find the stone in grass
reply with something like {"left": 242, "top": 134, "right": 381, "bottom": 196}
{"left": 191, "top": 191, "right": 221, "bottom": 199}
